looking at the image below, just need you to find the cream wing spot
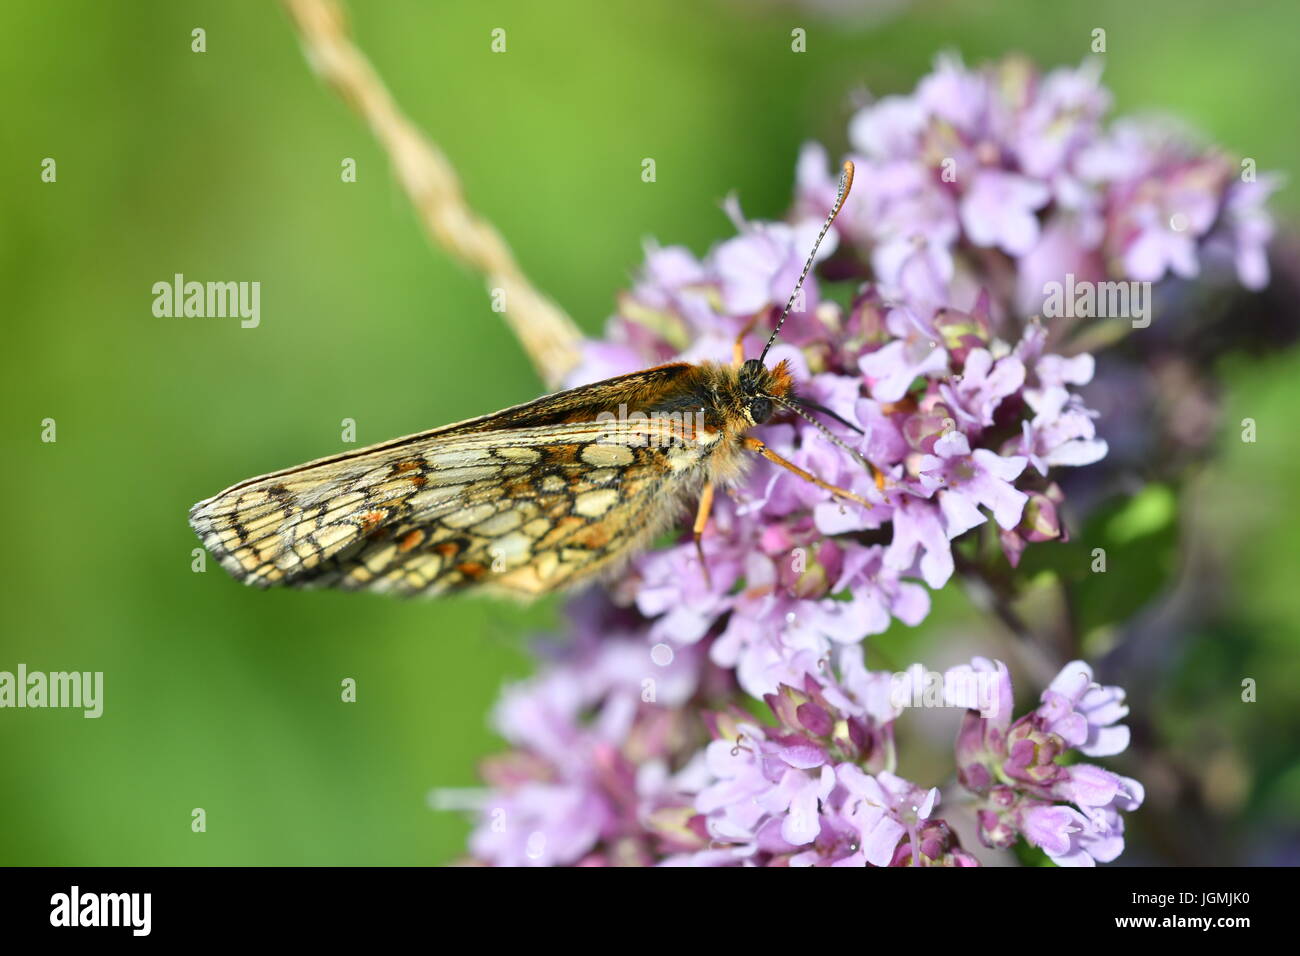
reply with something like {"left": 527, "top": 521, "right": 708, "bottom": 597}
{"left": 240, "top": 507, "right": 292, "bottom": 536}
{"left": 473, "top": 509, "right": 523, "bottom": 536}
{"left": 313, "top": 524, "right": 356, "bottom": 553}
{"left": 441, "top": 502, "right": 498, "bottom": 529}
{"left": 316, "top": 492, "right": 366, "bottom": 523}
{"left": 427, "top": 446, "right": 495, "bottom": 469}
{"left": 407, "top": 486, "right": 467, "bottom": 511}
{"left": 423, "top": 465, "right": 499, "bottom": 485}
{"left": 495, "top": 446, "right": 542, "bottom": 462}
{"left": 574, "top": 488, "right": 619, "bottom": 518}
{"left": 364, "top": 543, "right": 399, "bottom": 573}
{"left": 368, "top": 478, "right": 429, "bottom": 498}
{"left": 533, "top": 550, "right": 559, "bottom": 581}
{"left": 581, "top": 443, "right": 634, "bottom": 467}
{"left": 522, "top": 517, "right": 551, "bottom": 538}
{"left": 492, "top": 531, "right": 533, "bottom": 563}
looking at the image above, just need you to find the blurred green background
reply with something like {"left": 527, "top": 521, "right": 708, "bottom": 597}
{"left": 1, "top": 0, "right": 1297, "bottom": 865}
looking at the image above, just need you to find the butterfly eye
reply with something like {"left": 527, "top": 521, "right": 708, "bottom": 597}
{"left": 749, "top": 396, "right": 773, "bottom": 424}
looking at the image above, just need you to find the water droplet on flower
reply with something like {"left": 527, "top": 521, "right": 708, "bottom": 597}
{"left": 1169, "top": 212, "right": 1188, "bottom": 232}
{"left": 525, "top": 831, "right": 547, "bottom": 860}
{"left": 785, "top": 611, "right": 797, "bottom": 625}
{"left": 650, "top": 643, "right": 674, "bottom": 666}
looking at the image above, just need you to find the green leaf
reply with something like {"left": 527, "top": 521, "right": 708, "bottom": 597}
{"left": 1105, "top": 484, "right": 1176, "bottom": 545}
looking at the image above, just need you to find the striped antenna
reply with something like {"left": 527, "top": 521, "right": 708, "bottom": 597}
{"left": 769, "top": 392, "right": 885, "bottom": 495}
{"left": 758, "top": 159, "right": 855, "bottom": 364}
{"left": 769, "top": 393, "right": 870, "bottom": 471}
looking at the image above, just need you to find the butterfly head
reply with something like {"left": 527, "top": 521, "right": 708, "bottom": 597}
{"left": 738, "top": 356, "right": 794, "bottom": 425}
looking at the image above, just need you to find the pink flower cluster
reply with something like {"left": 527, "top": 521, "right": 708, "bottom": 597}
{"left": 579, "top": 229, "right": 1103, "bottom": 701}
{"left": 463, "top": 54, "right": 1276, "bottom": 867}
{"left": 795, "top": 54, "right": 1277, "bottom": 316}
{"left": 949, "top": 658, "right": 1142, "bottom": 866}
{"left": 467, "top": 616, "right": 1140, "bottom": 867}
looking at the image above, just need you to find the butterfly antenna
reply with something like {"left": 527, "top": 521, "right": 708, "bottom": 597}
{"left": 790, "top": 394, "right": 864, "bottom": 435}
{"left": 758, "top": 159, "right": 855, "bottom": 365}
{"left": 769, "top": 393, "right": 869, "bottom": 470}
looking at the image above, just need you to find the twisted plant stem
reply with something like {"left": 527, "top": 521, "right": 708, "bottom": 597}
{"left": 282, "top": 0, "right": 584, "bottom": 389}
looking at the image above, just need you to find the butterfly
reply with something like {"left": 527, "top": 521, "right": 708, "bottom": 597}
{"left": 189, "top": 161, "right": 880, "bottom": 598}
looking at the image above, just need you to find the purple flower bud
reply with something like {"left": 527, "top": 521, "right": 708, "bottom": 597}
{"left": 797, "top": 701, "right": 835, "bottom": 737}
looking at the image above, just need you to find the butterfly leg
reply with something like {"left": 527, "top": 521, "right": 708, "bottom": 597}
{"left": 693, "top": 481, "right": 716, "bottom": 590}
{"left": 741, "top": 436, "right": 874, "bottom": 509}
{"left": 732, "top": 315, "right": 762, "bottom": 367}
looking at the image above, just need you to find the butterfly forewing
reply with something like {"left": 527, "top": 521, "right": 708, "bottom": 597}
{"left": 189, "top": 369, "right": 712, "bottom": 597}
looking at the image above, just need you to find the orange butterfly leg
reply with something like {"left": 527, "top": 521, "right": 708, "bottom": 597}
{"left": 732, "top": 315, "right": 762, "bottom": 367}
{"left": 742, "top": 436, "right": 874, "bottom": 509}
{"left": 693, "top": 480, "right": 716, "bottom": 590}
